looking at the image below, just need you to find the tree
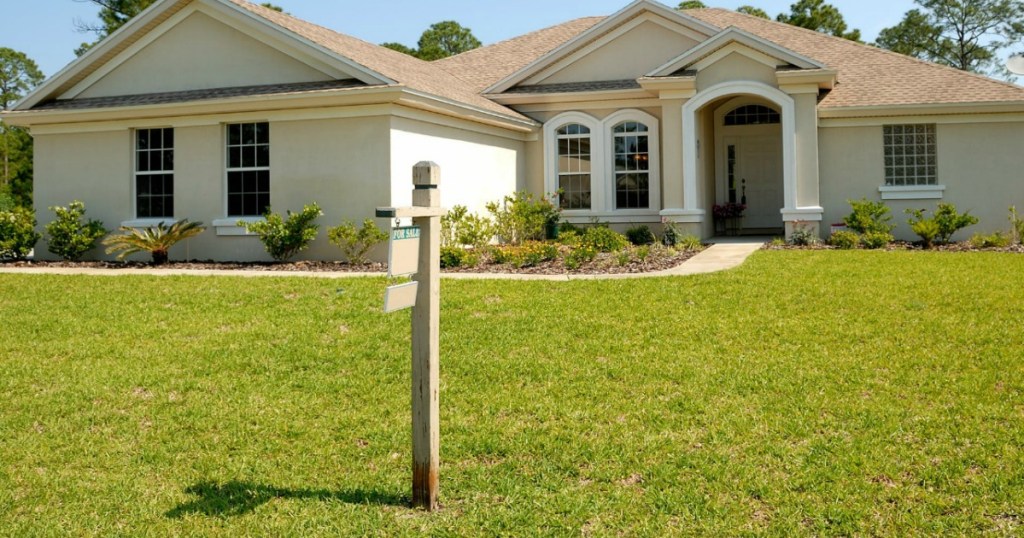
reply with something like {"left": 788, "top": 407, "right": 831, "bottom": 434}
{"left": 75, "top": 0, "right": 285, "bottom": 55}
{"left": 776, "top": 0, "right": 862, "bottom": 42}
{"left": 0, "top": 48, "right": 44, "bottom": 207}
{"left": 678, "top": 1, "right": 707, "bottom": 8}
{"left": 875, "top": 0, "right": 1024, "bottom": 75}
{"left": 382, "top": 20, "right": 482, "bottom": 61}
{"left": 737, "top": 5, "right": 771, "bottom": 18}
{"left": 416, "top": 21, "right": 482, "bottom": 61}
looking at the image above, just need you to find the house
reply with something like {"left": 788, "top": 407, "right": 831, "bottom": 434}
{"left": 5, "top": 0, "right": 1024, "bottom": 261}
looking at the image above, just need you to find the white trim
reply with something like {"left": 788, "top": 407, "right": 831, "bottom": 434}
{"left": 120, "top": 218, "right": 175, "bottom": 228}
{"left": 212, "top": 217, "right": 264, "bottom": 236}
{"left": 544, "top": 111, "right": 603, "bottom": 211}
{"left": 879, "top": 185, "right": 946, "bottom": 200}
{"left": 484, "top": 0, "right": 719, "bottom": 94}
{"left": 659, "top": 208, "right": 705, "bottom": 223}
{"left": 682, "top": 81, "right": 797, "bottom": 220}
{"left": 781, "top": 207, "right": 824, "bottom": 221}
{"left": 648, "top": 26, "right": 825, "bottom": 77}
{"left": 563, "top": 214, "right": 662, "bottom": 224}
{"left": 603, "top": 109, "right": 662, "bottom": 214}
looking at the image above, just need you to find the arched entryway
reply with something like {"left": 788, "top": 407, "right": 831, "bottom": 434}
{"left": 714, "top": 99, "right": 784, "bottom": 234}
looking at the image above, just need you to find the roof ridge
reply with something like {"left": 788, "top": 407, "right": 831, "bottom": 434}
{"left": 694, "top": 7, "right": 1024, "bottom": 93}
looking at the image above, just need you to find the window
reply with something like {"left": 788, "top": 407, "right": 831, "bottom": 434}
{"left": 613, "top": 121, "right": 650, "bottom": 209}
{"left": 884, "top": 124, "right": 936, "bottom": 186}
{"left": 556, "top": 123, "right": 592, "bottom": 210}
{"left": 724, "top": 105, "right": 780, "bottom": 126}
{"left": 226, "top": 122, "right": 270, "bottom": 217}
{"left": 135, "top": 128, "right": 174, "bottom": 218}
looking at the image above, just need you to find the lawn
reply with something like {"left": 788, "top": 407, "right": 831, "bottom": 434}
{"left": 1, "top": 250, "right": 1022, "bottom": 536}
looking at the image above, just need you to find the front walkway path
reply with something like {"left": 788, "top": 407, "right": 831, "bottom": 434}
{"left": 0, "top": 240, "right": 765, "bottom": 281}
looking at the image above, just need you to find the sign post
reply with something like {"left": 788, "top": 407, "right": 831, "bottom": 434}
{"left": 376, "top": 162, "right": 445, "bottom": 511}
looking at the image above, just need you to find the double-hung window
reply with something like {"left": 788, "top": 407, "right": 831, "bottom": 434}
{"left": 135, "top": 128, "right": 174, "bottom": 218}
{"left": 556, "top": 123, "right": 592, "bottom": 210}
{"left": 226, "top": 122, "right": 270, "bottom": 217}
{"left": 612, "top": 121, "right": 650, "bottom": 209}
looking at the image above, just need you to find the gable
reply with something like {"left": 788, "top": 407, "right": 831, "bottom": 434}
{"left": 696, "top": 52, "right": 778, "bottom": 91}
{"left": 68, "top": 10, "right": 335, "bottom": 100}
{"left": 523, "top": 14, "right": 704, "bottom": 86}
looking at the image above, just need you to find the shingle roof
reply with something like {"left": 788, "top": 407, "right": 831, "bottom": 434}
{"left": 434, "top": 17, "right": 605, "bottom": 93}
{"left": 503, "top": 79, "right": 642, "bottom": 94}
{"left": 225, "top": 0, "right": 531, "bottom": 121}
{"left": 33, "top": 79, "right": 370, "bottom": 111}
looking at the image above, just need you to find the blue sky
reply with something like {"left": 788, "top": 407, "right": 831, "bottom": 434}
{"left": 5, "top": 0, "right": 920, "bottom": 78}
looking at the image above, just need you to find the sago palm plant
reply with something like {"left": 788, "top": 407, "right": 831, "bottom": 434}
{"left": 103, "top": 219, "right": 205, "bottom": 265}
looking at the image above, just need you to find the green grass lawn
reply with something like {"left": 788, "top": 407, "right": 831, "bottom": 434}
{"left": 1, "top": 250, "right": 1022, "bottom": 536}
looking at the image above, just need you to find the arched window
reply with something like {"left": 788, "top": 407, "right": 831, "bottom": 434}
{"left": 556, "top": 123, "right": 592, "bottom": 210}
{"left": 612, "top": 121, "right": 650, "bottom": 209}
{"left": 724, "top": 104, "right": 780, "bottom": 126}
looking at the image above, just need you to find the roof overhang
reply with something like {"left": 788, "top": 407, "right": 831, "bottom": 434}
{"left": 818, "top": 101, "right": 1024, "bottom": 120}
{"left": 483, "top": 0, "right": 720, "bottom": 95}
{"left": 648, "top": 26, "right": 827, "bottom": 76}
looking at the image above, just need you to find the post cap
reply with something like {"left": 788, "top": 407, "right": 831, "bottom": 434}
{"left": 412, "top": 161, "right": 440, "bottom": 189}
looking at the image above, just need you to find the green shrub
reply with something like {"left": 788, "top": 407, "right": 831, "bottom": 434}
{"left": 828, "top": 230, "right": 860, "bottom": 250}
{"left": 557, "top": 229, "right": 582, "bottom": 247}
{"left": 327, "top": 218, "right": 387, "bottom": 264}
{"left": 661, "top": 218, "right": 682, "bottom": 247}
{"left": 788, "top": 223, "right": 819, "bottom": 246}
{"left": 675, "top": 234, "right": 703, "bottom": 252}
{"left": 0, "top": 207, "right": 41, "bottom": 260}
{"left": 440, "top": 246, "right": 479, "bottom": 268}
{"left": 0, "top": 188, "right": 15, "bottom": 212}
{"left": 243, "top": 203, "right": 322, "bottom": 261}
{"left": 844, "top": 199, "right": 894, "bottom": 235}
{"left": 861, "top": 231, "right": 894, "bottom": 250}
{"left": 932, "top": 203, "right": 978, "bottom": 243}
{"left": 625, "top": 225, "right": 656, "bottom": 246}
{"left": 968, "top": 231, "right": 1012, "bottom": 249}
{"left": 103, "top": 219, "right": 205, "bottom": 265}
{"left": 906, "top": 209, "right": 940, "bottom": 249}
{"left": 559, "top": 222, "right": 583, "bottom": 236}
{"left": 491, "top": 241, "right": 558, "bottom": 268}
{"left": 441, "top": 205, "right": 493, "bottom": 250}
{"left": 44, "top": 201, "right": 107, "bottom": 261}
{"left": 564, "top": 244, "right": 597, "bottom": 270}
{"left": 1010, "top": 206, "right": 1024, "bottom": 245}
{"left": 486, "top": 192, "right": 560, "bottom": 245}
{"left": 769, "top": 237, "right": 786, "bottom": 247}
{"left": 582, "top": 226, "right": 629, "bottom": 253}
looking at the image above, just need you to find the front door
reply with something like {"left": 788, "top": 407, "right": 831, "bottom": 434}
{"left": 721, "top": 132, "right": 783, "bottom": 231}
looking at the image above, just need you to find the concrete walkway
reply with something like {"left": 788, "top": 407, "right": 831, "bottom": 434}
{"left": 0, "top": 239, "right": 765, "bottom": 281}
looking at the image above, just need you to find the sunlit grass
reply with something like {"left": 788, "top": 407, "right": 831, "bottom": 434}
{"left": 1, "top": 250, "right": 1022, "bottom": 536}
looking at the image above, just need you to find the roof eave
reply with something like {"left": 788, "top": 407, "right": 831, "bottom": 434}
{"left": 486, "top": 88, "right": 655, "bottom": 106}
{"left": 819, "top": 101, "right": 1024, "bottom": 118}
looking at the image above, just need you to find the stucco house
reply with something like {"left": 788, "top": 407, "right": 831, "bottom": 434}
{"left": 5, "top": 0, "right": 1024, "bottom": 261}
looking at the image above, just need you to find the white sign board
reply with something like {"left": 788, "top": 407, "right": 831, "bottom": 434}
{"left": 384, "top": 281, "right": 419, "bottom": 313}
{"left": 388, "top": 226, "right": 421, "bottom": 278}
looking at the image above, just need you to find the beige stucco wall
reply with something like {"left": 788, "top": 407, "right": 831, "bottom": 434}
{"left": 696, "top": 53, "right": 777, "bottom": 92}
{"left": 819, "top": 121, "right": 1024, "bottom": 240}
{"left": 528, "top": 18, "right": 700, "bottom": 86}
{"left": 77, "top": 11, "right": 331, "bottom": 99}
{"left": 389, "top": 117, "right": 524, "bottom": 218}
{"left": 33, "top": 115, "right": 393, "bottom": 262}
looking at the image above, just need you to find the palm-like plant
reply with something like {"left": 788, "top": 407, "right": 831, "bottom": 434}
{"left": 103, "top": 219, "right": 205, "bottom": 265}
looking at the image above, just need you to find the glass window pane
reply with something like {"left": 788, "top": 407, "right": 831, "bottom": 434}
{"left": 257, "top": 170, "right": 270, "bottom": 193}
{"left": 137, "top": 151, "right": 149, "bottom": 172}
{"left": 163, "top": 128, "right": 173, "bottom": 149}
{"left": 256, "top": 122, "right": 269, "bottom": 144}
{"left": 228, "top": 194, "right": 242, "bottom": 216}
{"left": 228, "top": 124, "right": 240, "bottom": 146}
{"left": 242, "top": 123, "right": 255, "bottom": 145}
{"left": 163, "top": 150, "right": 174, "bottom": 171}
{"left": 229, "top": 147, "right": 241, "bottom": 169}
{"left": 228, "top": 172, "right": 242, "bottom": 194}
{"left": 257, "top": 193, "right": 271, "bottom": 216}
{"left": 257, "top": 145, "right": 269, "bottom": 168}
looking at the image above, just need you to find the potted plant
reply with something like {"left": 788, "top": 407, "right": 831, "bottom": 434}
{"left": 712, "top": 202, "right": 746, "bottom": 236}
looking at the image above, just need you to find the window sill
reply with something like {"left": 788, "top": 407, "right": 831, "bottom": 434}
{"left": 879, "top": 185, "right": 945, "bottom": 200}
{"left": 561, "top": 210, "right": 661, "bottom": 224}
{"left": 120, "top": 218, "right": 175, "bottom": 228}
{"left": 212, "top": 217, "right": 265, "bottom": 236}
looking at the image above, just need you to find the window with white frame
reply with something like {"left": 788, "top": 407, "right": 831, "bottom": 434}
{"left": 556, "top": 123, "right": 592, "bottom": 210}
{"left": 226, "top": 122, "right": 270, "bottom": 217}
{"left": 612, "top": 121, "right": 650, "bottom": 209}
{"left": 135, "top": 128, "right": 174, "bottom": 218}
{"left": 883, "top": 124, "right": 937, "bottom": 186}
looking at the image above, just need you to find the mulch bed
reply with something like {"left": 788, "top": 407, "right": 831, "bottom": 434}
{"left": 1, "top": 248, "right": 702, "bottom": 275}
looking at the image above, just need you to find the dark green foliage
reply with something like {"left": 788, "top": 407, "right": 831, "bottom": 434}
{"left": 844, "top": 199, "right": 895, "bottom": 235}
{"left": 737, "top": 5, "right": 771, "bottom": 18}
{"left": 102, "top": 219, "right": 204, "bottom": 264}
{"left": 788, "top": 224, "right": 820, "bottom": 246}
{"left": 0, "top": 206, "right": 40, "bottom": 259}
{"left": 327, "top": 218, "right": 387, "bottom": 265}
{"left": 829, "top": 230, "right": 860, "bottom": 249}
{"left": 932, "top": 203, "right": 979, "bottom": 243}
{"left": 582, "top": 226, "right": 629, "bottom": 253}
{"left": 625, "top": 225, "right": 656, "bottom": 246}
{"left": 776, "top": 0, "right": 863, "bottom": 41}
{"left": 381, "top": 20, "right": 482, "bottom": 61}
{"left": 243, "top": 204, "right": 322, "bottom": 262}
{"left": 45, "top": 201, "right": 107, "bottom": 261}
{"left": 677, "top": 0, "right": 707, "bottom": 8}
{"left": 486, "top": 191, "right": 560, "bottom": 246}
{"left": 2, "top": 47, "right": 45, "bottom": 207}
{"left": 440, "top": 245, "right": 480, "bottom": 268}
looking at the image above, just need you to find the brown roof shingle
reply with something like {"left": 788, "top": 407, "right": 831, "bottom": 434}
{"left": 434, "top": 17, "right": 605, "bottom": 93}
{"left": 226, "top": 0, "right": 531, "bottom": 121}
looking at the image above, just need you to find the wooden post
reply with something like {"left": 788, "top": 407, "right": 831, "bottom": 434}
{"left": 411, "top": 162, "right": 441, "bottom": 510}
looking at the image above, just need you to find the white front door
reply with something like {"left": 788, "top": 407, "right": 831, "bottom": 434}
{"left": 721, "top": 130, "right": 783, "bottom": 230}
